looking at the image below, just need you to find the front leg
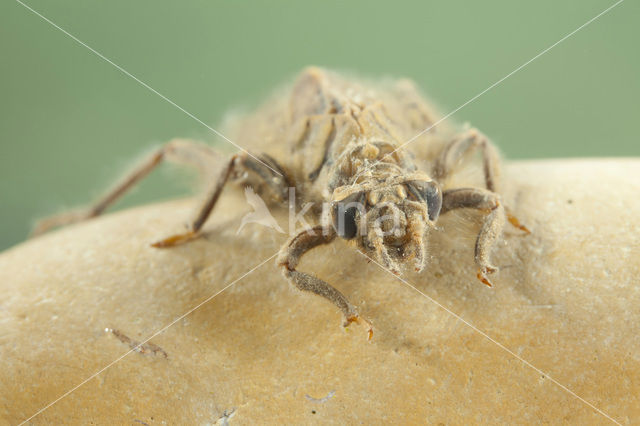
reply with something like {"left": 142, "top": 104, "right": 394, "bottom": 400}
{"left": 441, "top": 188, "right": 507, "bottom": 287}
{"left": 277, "top": 225, "right": 373, "bottom": 340}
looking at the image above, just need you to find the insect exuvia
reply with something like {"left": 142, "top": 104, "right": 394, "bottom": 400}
{"left": 33, "top": 67, "right": 529, "bottom": 339}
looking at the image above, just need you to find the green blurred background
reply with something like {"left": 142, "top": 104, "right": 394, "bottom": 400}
{"left": 1, "top": 0, "right": 638, "bottom": 251}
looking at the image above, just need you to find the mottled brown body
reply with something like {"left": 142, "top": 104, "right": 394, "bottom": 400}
{"left": 229, "top": 67, "right": 447, "bottom": 203}
{"left": 32, "top": 67, "right": 529, "bottom": 339}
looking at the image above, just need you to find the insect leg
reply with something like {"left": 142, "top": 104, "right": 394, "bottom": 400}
{"left": 441, "top": 188, "right": 506, "bottom": 287}
{"left": 433, "top": 128, "right": 500, "bottom": 192}
{"left": 234, "top": 152, "right": 291, "bottom": 203}
{"left": 366, "top": 219, "right": 398, "bottom": 275}
{"left": 277, "top": 225, "right": 373, "bottom": 340}
{"left": 433, "top": 129, "right": 531, "bottom": 233}
{"left": 31, "top": 139, "right": 217, "bottom": 237}
{"left": 151, "top": 152, "right": 291, "bottom": 248}
{"left": 405, "top": 211, "right": 427, "bottom": 272}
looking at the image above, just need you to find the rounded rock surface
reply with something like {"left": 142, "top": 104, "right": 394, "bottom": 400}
{"left": 1, "top": 159, "right": 639, "bottom": 424}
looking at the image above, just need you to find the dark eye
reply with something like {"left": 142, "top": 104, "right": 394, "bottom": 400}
{"left": 332, "top": 192, "right": 364, "bottom": 239}
{"left": 336, "top": 206, "right": 358, "bottom": 239}
{"left": 406, "top": 181, "right": 442, "bottom": 221}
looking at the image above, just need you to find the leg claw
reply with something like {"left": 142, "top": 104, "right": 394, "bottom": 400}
{"left": 344, "top": 314, "right": 373, "bottom": 341}
{"left": 477, "top": 266, "right": 497, "bottom": 288}
{"left": 507, "top": 213, "right": 531, "bottom": 234}
{"left": 151, "top": 231, "right": 199, "bottom": 248}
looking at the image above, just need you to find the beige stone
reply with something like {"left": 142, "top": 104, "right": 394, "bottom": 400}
{"left": 1, "top": 159, "right": 638, "bottom": 424}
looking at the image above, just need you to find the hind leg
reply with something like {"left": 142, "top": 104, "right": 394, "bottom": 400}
{"left": 31, "top": 139, "right": 217, "bottom": 237}
{"left": 32, "top": 139, "right": 291, "bottom": 245}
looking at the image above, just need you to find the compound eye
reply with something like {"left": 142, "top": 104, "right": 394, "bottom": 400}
{"left": 406, "top": 181, "right": 442, "bottom": 221}
{"left": 332, "top": 192, "right": 364, "bottom": 239}
{"left": 336, "top": 206, "right": 358, "bottom": 239}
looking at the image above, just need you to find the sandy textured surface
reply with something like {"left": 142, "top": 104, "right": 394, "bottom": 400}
{"left": 0, "top": 159, "right": 638, "bottom": 425}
